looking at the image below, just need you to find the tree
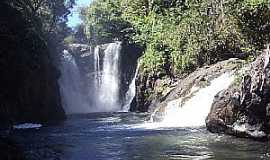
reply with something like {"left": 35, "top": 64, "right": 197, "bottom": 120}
{"left": 81, "top": 0, "right": 270, "bottom": 76}
{"left": 81, "top": 0, "right": 132, "bottom": 44}
{"left": 6, "top": 0, "right": 75, "bottom": 36}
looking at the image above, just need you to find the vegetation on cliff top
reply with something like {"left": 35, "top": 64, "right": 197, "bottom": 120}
{"left": 81, "top": 0, "right": 270, "bottom": 76}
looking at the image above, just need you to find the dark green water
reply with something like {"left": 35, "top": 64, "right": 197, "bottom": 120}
{"left": 8, "top": 112, "right": 270, "bottom": 160}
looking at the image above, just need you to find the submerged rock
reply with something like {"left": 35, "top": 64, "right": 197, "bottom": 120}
{"left": 206, "top": 48, "right": 270, "bottom": 140}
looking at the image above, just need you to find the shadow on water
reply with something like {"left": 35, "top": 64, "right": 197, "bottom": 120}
{"left": 3, "top": 112, "right": 270, "bottom": 160}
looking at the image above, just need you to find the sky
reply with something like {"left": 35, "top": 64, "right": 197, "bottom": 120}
{"left": 67, "top": 0, "right": 92, "bottom": 27}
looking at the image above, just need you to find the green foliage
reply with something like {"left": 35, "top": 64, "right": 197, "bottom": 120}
{"left": 82, "top": 0, "right": 270, "bottom": 76}
{"left": 7, "top": 0, "right": 75, "bottom": 35}
{"left": 3, "top": 0, "right": 75, "bottom": 63}
{"left": 81, "top": 0, "right": 132, "bottom": 44}
{"left": 64, "top": 35, "right": 76, "bottom": 44}
{"left": 237, "top": 1, "right": 270, "bottom": 49}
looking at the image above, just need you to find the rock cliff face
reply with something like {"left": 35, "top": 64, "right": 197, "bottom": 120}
{"left": 206, "top": 48, "right": 270, "bottom": 140}
{"left": 119, "top": 42, "right": 143, "bottom": 104}
{"left": 0, "top": 3, "right": 65, "bottom": 126}
{"left": 130, "top": 70, "right": 176, "bottom": 112}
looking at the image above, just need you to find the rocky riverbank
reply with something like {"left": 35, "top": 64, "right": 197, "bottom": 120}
{"left": 206, "top": 48, "right": 270, "bottom": 140}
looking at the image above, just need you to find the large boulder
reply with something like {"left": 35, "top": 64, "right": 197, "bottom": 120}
{"left": 206, "top": 48, "right": 270, "bottom": 140}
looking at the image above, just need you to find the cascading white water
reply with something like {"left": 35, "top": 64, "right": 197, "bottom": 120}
{"left": 122, "top": 66, "right": 139, "bottom": 112}
{"left": 93, "top": 42, "right": 122, "bottom": 112}
{"left": 59, "top": 42, "right": 137, "bottom": 114}
{"left": 94, "top": 46, "right": 101, "bottom": 87}
{"left": 135, "top": 72, "right": 234, "bottom": 129}
{"left": 59, "top": 50, "right": 91, "bottom": 114}
{"left": 162, "top": 73, "right": 234, "bottom": 127}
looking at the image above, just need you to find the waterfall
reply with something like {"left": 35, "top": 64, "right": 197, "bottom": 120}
{"left": 122, "top": 66, "right": 138, "bottom": 112}
{"left": 59, "top": 42, "right": 138, "bottom": 114}
{"left": 58, "top": 50, "right": 91, "bottom": 114}
{"left": 93, "top": 45, "right": 101, "bottom": 99}
{"left": 163, "top": 72, "right": 234, "bottom": 127}
{"left": 136, "top": 72, "right": 234, "bottom": 129}
{"left": 94, "top": 46, "right": 101, "bottom": 87}
{"left": 91, "top": 42, "right": 138, "bottom": 112}
{"left": 92, "top": 42, "right": 123, "bottom": 112}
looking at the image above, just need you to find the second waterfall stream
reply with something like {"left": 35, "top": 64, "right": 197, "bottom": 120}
{"left": 135, "top": 72, "right": 235, "bottom": 129}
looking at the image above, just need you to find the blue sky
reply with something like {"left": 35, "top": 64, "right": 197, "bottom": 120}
{"left": 67, "top": 0, "right": 92, "bottom": 27}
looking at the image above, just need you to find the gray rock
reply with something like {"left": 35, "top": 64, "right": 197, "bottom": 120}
{"left": 133, "top": 58, "right": 245, "bottom": 119}
{"left": 206, "top": 48, "right": 270, "bottom": 140}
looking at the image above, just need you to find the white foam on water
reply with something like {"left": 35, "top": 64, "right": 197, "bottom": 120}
{"left": 233, "top": 122, "right": 266, "bottom": 138}
{"left": 13, "top": 123, "right": 42, "bottom": 129}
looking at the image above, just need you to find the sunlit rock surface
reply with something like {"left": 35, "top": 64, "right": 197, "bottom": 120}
{"left": 141, "top": 59, "right": 244, "bottom": 122}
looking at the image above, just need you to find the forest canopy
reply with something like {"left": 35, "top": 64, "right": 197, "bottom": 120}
{"left": 3, "top": 0, "right": 75, "bottom": 45}
{"left": 81, "top": 0, "right": 270, "bottom": 76}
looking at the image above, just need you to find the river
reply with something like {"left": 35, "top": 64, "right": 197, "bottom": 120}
{"left": 8, "top": 112, "right": 270, "bottom": 160}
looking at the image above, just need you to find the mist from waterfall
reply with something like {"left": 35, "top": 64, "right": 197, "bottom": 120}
{"left": 59, "top": 50, "right": 91, "bottom": 114}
